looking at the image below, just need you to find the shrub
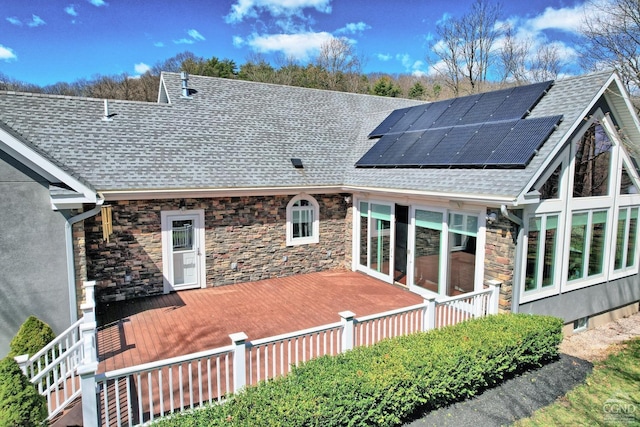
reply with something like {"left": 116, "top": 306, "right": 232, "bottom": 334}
{"left": 8, "top": 316, "right": 56, "bottom": 358}
{"left": 152, "top": 314, "right": 563, "bottom": 427}
{"left": 0, "top": 357, "right": 47, "bottom": 427}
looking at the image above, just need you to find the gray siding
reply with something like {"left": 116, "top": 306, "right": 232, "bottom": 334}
{"left": 518, "top": 275, "right": 640, "bottom": 323}
{"left": 0, "top": 151, "right": 70, "bottom": 357}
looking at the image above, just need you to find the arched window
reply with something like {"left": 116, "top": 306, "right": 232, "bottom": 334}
{"left": 286, "top": 194, "right": 319, "bottom": 246}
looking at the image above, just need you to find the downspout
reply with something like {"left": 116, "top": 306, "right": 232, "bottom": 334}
{"left": 65, "top": 194, "right": 105, "bottom": 323}
{"left": 500, "top": 204, "right": 524, "bottom": 314}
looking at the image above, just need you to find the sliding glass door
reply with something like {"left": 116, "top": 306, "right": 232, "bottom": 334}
{"left": 358, "top": 201, "right": 394, "bottom": 282}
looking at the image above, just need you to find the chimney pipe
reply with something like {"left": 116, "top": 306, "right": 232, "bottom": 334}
{"left": 181, "top": 72, "right": 190, "bottom": 98}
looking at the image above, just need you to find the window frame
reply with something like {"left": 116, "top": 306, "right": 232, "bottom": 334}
{"left": 521, "top": 212, "right": 562, "bottom": 302}
{"left": 286, "top": 194, "right": 320, "bottom": 246}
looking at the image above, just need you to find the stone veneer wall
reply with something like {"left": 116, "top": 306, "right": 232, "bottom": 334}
{"left": 483, "top": 208, "right": 518, "bottom": 312}
{"left": 85, "top": 194, "right": 352, "bottom": 303}
{"left": 73, "top": 218, "right": 87, "bottom": 316}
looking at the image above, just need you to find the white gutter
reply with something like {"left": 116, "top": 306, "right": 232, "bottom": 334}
{"left": 64, "top": 195, "right": 104, "bottom": 323}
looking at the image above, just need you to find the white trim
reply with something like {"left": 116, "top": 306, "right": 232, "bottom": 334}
{"left": 354, "top": 198, "right": 395, "bottom": 283}
{"left": 100, "top": 185, "right": 518, "bottom": 206}
{"left": 160, "top": 209, "right": 206, "bottom": 293}
{"left": 285, "top": 194, "right": 320, "bottom": 246}
{"left": 0, "top": 127, "right": 96, "bottom": 204}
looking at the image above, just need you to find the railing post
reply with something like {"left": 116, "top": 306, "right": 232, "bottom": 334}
{"left": 424, "top": 298, "right": 437, "bottom": 330}
{"left": 14, "top": 354, "right": 29, "bottom": 376}
{"left": 81, "top": 281, "right": 96, "bottom": 325}
{"left": 78, "top": 317, "right": 98, "bottom": 427}
{"left": 230, "top": 332, "right": 248, "bottom": 393}
{"left": 339, "top": 311, "right": 355, "bottom": 352}
{"left": 486, "top": 280, "right": 502, "bottom": 314}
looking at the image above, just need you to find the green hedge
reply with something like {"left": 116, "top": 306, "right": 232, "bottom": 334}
{"left": 8, "top": 316, "right": 56, "bottom": 358}
{"left": 0, "top": 357, "right": 47, "bottom": 427}
{"left": 153, "top": 314, "right": 563, "bottom": 427}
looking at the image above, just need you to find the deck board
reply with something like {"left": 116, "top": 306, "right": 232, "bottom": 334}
{"left": 97, "top": 271, "right": 423, "bottom": 373}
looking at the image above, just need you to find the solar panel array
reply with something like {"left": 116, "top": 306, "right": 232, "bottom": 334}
{"left": 358, "top": 81, "right": 562, "bottom": 168}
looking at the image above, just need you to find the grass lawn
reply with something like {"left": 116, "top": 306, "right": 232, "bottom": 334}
{"left": 515, "top": 337, "right": 640, "bottom": 427}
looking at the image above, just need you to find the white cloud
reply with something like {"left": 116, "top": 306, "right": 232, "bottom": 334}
{"left": 377, "top": 53, "right": 392, "bottom": 61}
{"left": 233, "top": 36, "right": 245, "bottom": 47}
{"left": 154, "top": 41, "right": 164, "bottom": 47}
{"left": 173, "top": 29, "right": 205, "bottom": 45}
{"left": 65, "top": 5, "right": 78, "bottom": 16}
{"left": 88, "top": 0, "right": 108, "bottom": 6}
{"left": 336, "top": 22, "right": 370, "bottom": 35}
{"left": 6, "top": 17, "right": 22, "bottom": 26}
{"left": 246, "top": 31, "right": 334, "bottom": 61}
{"left": 134, "top": 62, "right": 151, "bottom": 74}
{"left": 28, "top": 15, "right": 46, "bottom": 27}
{"left": 187, "top": 29, "right": 205, "bottom": 41}
{"left": 173, "top": 38, "right": 194, "bottom": 45}
{"left": 0, "top": 45, "right": 17, "bottom": 61}
{"left": 526, "top": 4, "right": 587, "bottom": 34}
{"left": 225, "top": 0, "right": 332, "bottom": 24}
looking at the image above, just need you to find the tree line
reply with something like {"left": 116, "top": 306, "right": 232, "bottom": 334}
{"left": 0, "top": 0, "right": 637, "bottom": 103}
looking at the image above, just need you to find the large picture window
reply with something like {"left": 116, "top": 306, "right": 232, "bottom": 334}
{"left": 568, "top": 210, "right": 608, "bottom": 281}
{"left": 286, "top": 194, "right": 319, "bottom": 246}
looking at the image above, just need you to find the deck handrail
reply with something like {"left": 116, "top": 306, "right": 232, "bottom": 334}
{"left": 435, "top": 286, "right": 493, "bottom": 304}
{"left": 356, "top": 302, "right": 426, "bottom": 323}
{"left": 98, "top": 344, "right": 235, "bottom": 380}
{"left": 249, "top": 321, "right": 343, "bottom": 348}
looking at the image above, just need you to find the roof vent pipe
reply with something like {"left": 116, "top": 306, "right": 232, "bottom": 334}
{"left": 181, "top": 71, "right": 191, "bottom": 98}
{"left": 102, "top": 99, "right": 116, "bottom": 121}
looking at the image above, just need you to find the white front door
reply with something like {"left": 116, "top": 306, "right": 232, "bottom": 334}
{"left": 161, "top": 210, "right": 205, "bottom": 292}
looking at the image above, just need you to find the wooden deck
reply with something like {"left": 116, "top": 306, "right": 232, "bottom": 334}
{"left": 96, "top": 271, "right": 424, "bottom": 373}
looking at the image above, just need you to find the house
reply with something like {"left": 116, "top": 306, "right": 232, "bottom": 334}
{"left": 0, "top": 70, "right": 639, "bottom": 356}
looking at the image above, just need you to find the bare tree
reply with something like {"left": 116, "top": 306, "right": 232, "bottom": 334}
{"left": 531, "top": 43, "right": 562, "bottom": 82}
{"left": 581, "top": 0, "right": 640, "bottom": 96}
{"left": 498, "top": 25, "right": 531, "bottom": 84}
{"left": 430, "top": 0, "right": 502, "bottom": 94}
{"left": 315, "top": 37, "right": 363, "bottom": 92}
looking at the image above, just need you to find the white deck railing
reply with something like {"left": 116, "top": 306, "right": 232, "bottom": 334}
{"left": 15, "top": 281, "right": 96, "bottom": 421}
{"left": 95, "top": 345, "right": 235, "bottom": 426}
{"left": 88, "top": 282, "right": 500, "bottom": 426}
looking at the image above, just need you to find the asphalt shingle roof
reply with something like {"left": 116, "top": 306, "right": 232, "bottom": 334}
{"left": 0, "top": 70, "right": 619, "bottom": 201}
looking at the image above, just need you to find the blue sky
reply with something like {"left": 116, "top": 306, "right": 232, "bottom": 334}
{"left": 0, "top": 0, "right": 593, "bottom": 86}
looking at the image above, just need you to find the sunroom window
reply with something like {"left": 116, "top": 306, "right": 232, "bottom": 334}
{"left": 525, "top": 214, "right": 559, "bottom": 293}
{"left": 286, "top": 195, "right": 319, "bottom": 246}
{"left": 568, "top": 210, "right": 608, "bottom": 281}
{"left": 614, "top": 207, "right": 639, "bottom": 271}
{"left": 573, "top": 122, "right": 612, "bottom": 198}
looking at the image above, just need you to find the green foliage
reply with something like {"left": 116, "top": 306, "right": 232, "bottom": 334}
{"left": 372, "top": 76, "right": 401, "bottom": 97}
{"left": 152, "top": 314, "right": 563, "bottom": 427}
{"left": 0, "top": 357, "right": 47, "bottom": 427}
{"left": 9, "top": 316, "right": 56, "bottom": 358}
{"left": 408, "top": 82, "right": 425, "bottom": 99}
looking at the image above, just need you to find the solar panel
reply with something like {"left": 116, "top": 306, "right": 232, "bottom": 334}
{"left": 431, "top": 95, "right": 482, "bottom": 128}
{"left": 376, "top": 130, "right": 427, "bottom": 165}
{"left": 368, "top": 107, "right": 411, "bottom": 138}
{"left": 355, "top": 133, "right": 399, "bottom": 166}
{"left": 449, "top": 120, "right": 517, "bottom": 165}
{"left": 356, "top": 79, "right": 559, "bottom": 168}
{"left": 387, "top": 105, "right": 430, "bottom": 134}
{"left": 490, "top": 81, "right": 553, "bottom": 121}
{"left": 485, "top": 115, "right": 562, "bottom": 166}
{"left": 422, "top": 125, "right": 481, "bottom": 166}
{"left": 459, "top": 88, "right": 514, "bottom": 125}
{"left": 411, "top": 100, "right": 452, "bottom": 130}
{"left": 412, "top": 127, "right": 451, "bottom": 165}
